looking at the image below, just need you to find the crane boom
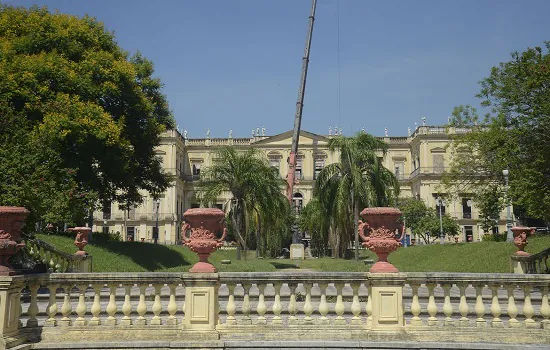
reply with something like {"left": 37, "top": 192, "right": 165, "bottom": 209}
{"left": 286, "top": 0, "right": 317, "bottom": 201}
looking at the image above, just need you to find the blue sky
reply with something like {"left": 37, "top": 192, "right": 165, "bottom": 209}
{"left": 10, "top": 0, "right": 550, "bottom": 137}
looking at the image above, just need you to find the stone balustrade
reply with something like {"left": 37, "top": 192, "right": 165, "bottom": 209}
{"left": 1, "top": 272, "right": 549, "bottom": 348}
{"left": 24, "top": 237, "right": 91, "bottom": 273}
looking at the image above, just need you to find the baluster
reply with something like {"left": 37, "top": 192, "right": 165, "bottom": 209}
{"left": 45, "top": 284, "right": 58, "bottom": 327}
{"left": 74, "top": 284, "right": 88, "bottom": 326}
{"left": 365, "top": 284, "right": 372, "bottom": 328}
{"left": 135, "top": 284, "right": 148, "bottom": 326}
{"left": 409, "top": 283, "right": 423, "bottom": 326}
{"left": 303, "top": 283, "right": 313, "bottom": 324}
{"left": 181, "top": 284, "right": 186, "bottom": 322}
{"left": 506, "top": 285, "right": 520, "bottom": 328}
{"left": 271, "top": 283, "right": 283, "bottom": 325}
{"left": 121, "top": 285, "right": 133, "bottom": 326}
{"left": 426, "top": 283, "right": 438, "bottom": 326}
{"left": 318, "top": 283, "right": 329, "bottom": 325}
{"left": 442, "top": 284, "right": 453, "bottom": 326}
{"left": 241, "top": 283, "right": 252, "bottom": 325}
{"left": 287, "top": 283, "right": 298, "bottom": 325}
{"left": 474, "top": 284, "right": 486, "bottom": 327}
{"left": 334, "top": 283, "right": 346, "bottom": 325}
{"left": 457, "top": 283, "right": 470, "bottom": 327}
{"left": 26, "top": 284, "right": 40, "bottom": 328}
{"left": 105, "top": 283, "right": 118, "bottom": 326}
{"left": 522, "top": 285, "right": 537, "bottom": 328}
{"left": 167, "top": 284, "right": 178, "bottom": 325}
{"left": 225, "top": 283, "right": 237, "bottom": 325}
{"left": 490, "top": 284, "right": 503, "bottom": 328}
{"left": 256, "top": 283, "right": 267, "bottom": 325}
{"left": 89, "top": 284, "right": 102, "bottom": 326}
{"left": 151, "top": 284, "right": 163, "bottom": 325}
{"left": 350, "top": 283, "right": 362, "bottom": 325}
{"left": 540, "top": 286, "right": 550, "bottom": 329}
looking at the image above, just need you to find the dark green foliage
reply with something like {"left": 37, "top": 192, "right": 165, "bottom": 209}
{"left": 0, "top": 5, "right": 174, "bottom": 227}
{"left": 446, "top": 42, "right": 550, "bottom": 224}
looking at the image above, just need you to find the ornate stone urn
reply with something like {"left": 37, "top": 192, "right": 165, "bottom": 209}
{"left": 68, "top": 227, "right": 91, "bottom": 256}
{"left": 181, "top": 208, "right": 227, "bottom": 273}
{"left": 511, "top": 226, "right": 535, "bottom": 256}
{"left": 0, "top": 206, "right": 29, "bottom": 276}
{"left": 358, "top": 207, "right": 405, "bottom": 273}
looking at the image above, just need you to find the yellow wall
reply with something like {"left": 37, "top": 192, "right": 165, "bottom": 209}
{"left": 93, "top": 126, "right": 511, "bottom": 244}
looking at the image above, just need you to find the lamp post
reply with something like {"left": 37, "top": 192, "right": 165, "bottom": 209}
{"left": 437, "top": 196, "right": 445, "bottom": 244}
{"left": 154, "top": 198, "right": 160, "bottom": 244}
{"left": 503, "top": 169, "right": 513, "bottom": 242}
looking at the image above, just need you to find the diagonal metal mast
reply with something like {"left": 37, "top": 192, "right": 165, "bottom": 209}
{"left": 287, "top": 0, "right": 317, "bottom": 201}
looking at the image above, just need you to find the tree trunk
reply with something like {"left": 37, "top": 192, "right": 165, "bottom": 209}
{"left": 231, "top": 211, "right": 241, "bottom": 260}
{"left": 254, "top": 208, "right": 261, "bottom": 258}
{"left": 353, "top": 196, "right": 359, "bottom": 261}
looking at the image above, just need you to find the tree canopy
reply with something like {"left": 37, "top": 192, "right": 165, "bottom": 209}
{"left": 307, "top": 132, "right": 400, "bottom": 258}
{"left": 446, "top": 42, "right": 550, "bottom": 225}
{"left": 196, "top": 147, "right": 292, "bottom": 259}
{"left": 0, "top": 5, "right": 174, "bottom": 226}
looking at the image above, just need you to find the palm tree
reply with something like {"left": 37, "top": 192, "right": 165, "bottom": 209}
{"left": 314, "top": 132, "right": 400, "bottom": 259}
{"left": 196, "top": 146, "right": 289, "bottom": 259}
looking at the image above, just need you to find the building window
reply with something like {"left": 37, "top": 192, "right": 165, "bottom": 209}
{"left": 314, "top": 158, "right": 325, "bottom": 179}
{"left": 269, "top": 158, "right": 280, "bottom": 173}
{"left": 127, "top": 226, "right": 135, "bottom": 241}
{"left": 464, "top": 226, "right": 473, "bottom": 242}
{"left": 192, "top": 164, "right": 201, "bottom": 177}
{"left": 102, "top": 202, "right": 111, "bottom": 220}
{"left": 433, "top": 194, "right": 446, "bottom": 215}
{"left": 292, "top": 193, "right": 303, "bottom": 215}
{"left": 295, "top": 158, "right": 303, "bottom": 180}
{"left": 102, "top": 225, "right": 109, "bottom": 234}
{"left": 462, "top": 198, "right": 472, "bottom": 219}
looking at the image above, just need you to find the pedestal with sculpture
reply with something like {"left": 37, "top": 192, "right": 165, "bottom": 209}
{"left": 510, "top": 226, "right": 535, "bottom": 274}
{"left": 358, "top": 207, "right": 405, "bottom": 273}
{"left": 0, "top": 206, "right": 29, "bottom": 276}
{"left": 181, "top": 208, "right": 227, "bottom": 273}
{"left": 358, "top": 207, "right": 407, "bottom": 330}
{"left": 68, "top": 227, "right": 90, "bottom": 256}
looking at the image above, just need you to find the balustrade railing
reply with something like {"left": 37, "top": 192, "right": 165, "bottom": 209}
{"left": 2, "top": 272, "right": 549, "bottom": 347}
{"left": 23, "top": 236, "right": 91, "bottom": 273}
{"left": 511, "top": 248, "right": 550, "bottom": 274}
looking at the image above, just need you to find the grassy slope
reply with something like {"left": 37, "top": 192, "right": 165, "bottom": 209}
{"left": 35, "top": 233, "right": 550, "bottom": 273}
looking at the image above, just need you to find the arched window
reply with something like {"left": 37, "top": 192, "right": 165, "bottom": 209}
{"left": 293, "top": 192, "right": 303, "bottom": 215}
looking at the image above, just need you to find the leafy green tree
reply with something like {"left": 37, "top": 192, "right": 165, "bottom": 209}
{"left": 475, "top": 185, "right": 505, "bottom": 235}
{"left": 446, "top": 42, "right": 550, "bottom": 225}
{"left": 416, "top": 211, "right": 460, "bottom": 243}
{"left": 397, "top": 198, "right": 431, "bottom": 244}
{"left": 314, "top": 133, "right": 400, "bottom": 259}
{"left": 0, "top": 5, "right": 173, "bottom": 227}
{"left": 299, "top": 198, "right": 330, "bottom": 257}
{"left": 197, "top": 147, "right": 291, "bottom": 259}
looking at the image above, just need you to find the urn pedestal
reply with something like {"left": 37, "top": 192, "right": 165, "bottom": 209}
{"left": 358, "top": 207, "right": 405, "bottom": 273}
{"left": 68, "top": 227, "right": 90, "bottom": 256}
{"left": 182, "top": 208, "right": 227, "bottom": 273}
{"left": 512, "top": 226, "right": 535, "bottom": 256}
{"left": 0, "top": 206, "right": 29, "bottom": 276}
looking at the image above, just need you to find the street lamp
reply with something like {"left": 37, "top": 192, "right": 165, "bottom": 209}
{"left": 154, "top": 198, "right": 160, "bottom": 244}
{"left": 437, "top": 196, "right": 445, "bottom": 245}
{"left": 503, "top": 169, "right": 513, "bottom": 242}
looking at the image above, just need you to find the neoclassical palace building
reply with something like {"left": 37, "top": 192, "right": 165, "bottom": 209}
{"left": 93, "top": 125, "right": 511, "bottom": 244}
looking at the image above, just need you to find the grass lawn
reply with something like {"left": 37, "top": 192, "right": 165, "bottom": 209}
{"left": 34, "top": 233, "right": 550, "bottom": 273}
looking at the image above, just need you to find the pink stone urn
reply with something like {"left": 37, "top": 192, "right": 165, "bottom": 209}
{"left": 358, "top": 207, "right": 405, "bottom": 273}
{"left": 181, "top": 208, "right": 227, "bottom": 273}
{"left": 0, "top": 206, "right": 29, "bottom": 276}
{"left": 511, "top": 226, "right": 535, "bottom": 256}
{"left": 68, "top": 227, "right": 91, "bottom": 256}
